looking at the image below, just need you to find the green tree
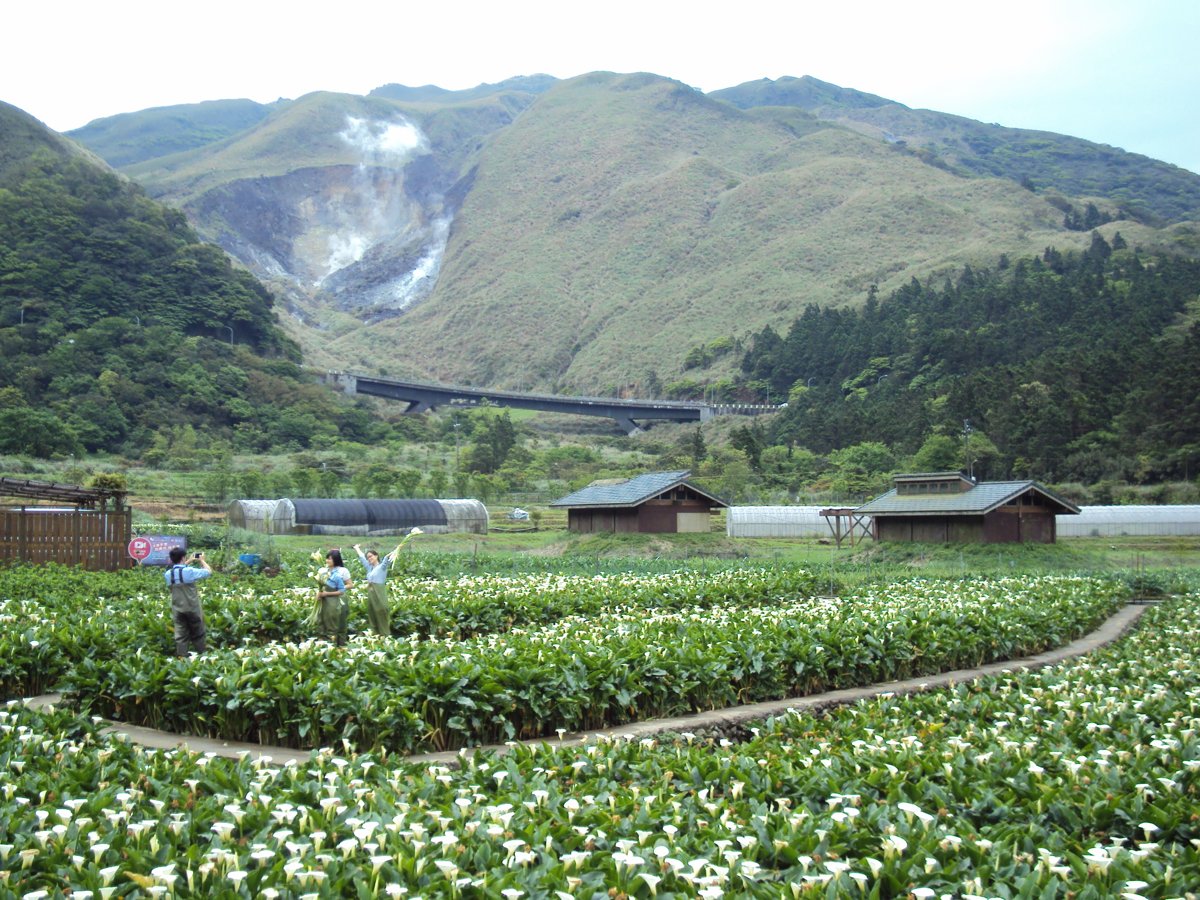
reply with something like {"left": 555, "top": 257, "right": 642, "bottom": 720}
{"left": 426, "top": 468, "right": 449, "bottom": 498}
{"left": 909, "top": 434, "right": 963, "bottom": 473}
{"left": 395, "top": 468, "right": 422, "bottom": 498}
{"left": 729, "top": 423, "right": 767, "bottom": 470}
{"left": 0, "top": 407, "right": 82, "bottom": 457}
{"left": 317, "top": 467, "right": 341, "bottom": 498}
{"left": 290, "top": 467, "right": 318, "bottom": 497}
{"left": 465, "top": 412, "right": 518, "bottom": 474}
{"left": 827, "top": 441, "right": 896, "bottom": 500}
{"left": 237, "top": 469, "right": 266, "bottom": 498}
{"left": 200, "top": 459, "right": 234, "bottom": 504}
{"left": 682, "top": 427, "right": 707, "bottom": 469}
{"left": 471, "top": 473, "right": 507, "bottom": 503}
{"left": 452, "top": 471, "right": 472, "bottom": 497}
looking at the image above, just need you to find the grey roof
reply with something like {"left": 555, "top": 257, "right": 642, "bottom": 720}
{"left": 551, "top": 470, "right": 726, "bottom": 509}
{"left": 855, "top": 480, "right": 1080, "bottom": 517}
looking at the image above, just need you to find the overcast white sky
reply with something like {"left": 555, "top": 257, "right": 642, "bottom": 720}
{"left": 6, "top": 0, "right": 1198, "bottom": 174}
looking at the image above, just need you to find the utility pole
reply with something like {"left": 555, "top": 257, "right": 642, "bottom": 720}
{"left": 963, "top": 420, "right": 973, "bottom": 480}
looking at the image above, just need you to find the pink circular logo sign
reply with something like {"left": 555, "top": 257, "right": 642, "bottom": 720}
{"left": 128, "top": 537, "right": 153, "bottom": 561}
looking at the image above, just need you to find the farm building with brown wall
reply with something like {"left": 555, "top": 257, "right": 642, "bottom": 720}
{"left": 551, "top": 470, "right": 727, "bottom": 534}
{"left": 854, "top": 473, "right": 1079, "bottom": 543}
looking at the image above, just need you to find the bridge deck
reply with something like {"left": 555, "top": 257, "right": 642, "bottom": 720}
{"left": 323, "top": 372, "right": 776, "bottom": 433}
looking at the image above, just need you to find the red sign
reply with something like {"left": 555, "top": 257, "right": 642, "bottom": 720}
{"left": 128, "top": 537, "right": 153, "bottom": 561}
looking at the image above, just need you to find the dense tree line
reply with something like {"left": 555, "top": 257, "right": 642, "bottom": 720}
{"left": 740, "top": 235, "right": 1200, "bottom": 485}
{"left": 0, "top": 149, "right": 394, "bottom": 458}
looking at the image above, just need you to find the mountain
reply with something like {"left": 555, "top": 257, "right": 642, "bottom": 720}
{"left": 0, "top": 102, "right": 388, "bottom": 458}
{"left": 368, "top": 73, "right": 558, "bottom": 104}
{"left": 63, "top": 72, "right": 1200, "bottom": 396}
{"left": 106, "top": 86, "right": 545, "bottom": 341}
{"left": 711, "top": 76, "right": 1200, "bottom": 225}
{"left": 0, "top": 101, "right": 109, "bottom": 178}
{"left": 65, "top": 98, "right": 279, "bottom": 168}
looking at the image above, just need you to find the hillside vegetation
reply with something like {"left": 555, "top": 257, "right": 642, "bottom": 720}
{"left": 0, "top": 103, "right": 392, "bottom": 458}
{"left": 712, "top": 75, "right": 1200, "bottom": 225}
{"left": 325, "top": 72, "right": 1102, "bottom": 392}
{"left": 63, "top": 72, "right": 1200, "bottom": 396}
{"left": 734, "top": 237, "right": 1200, "bottom": 485}
{"left": 63, "top": 98, "right": 277, "bottom": 168}
{"left": 4, "top": 73, "right": 1200, "bottom": 494}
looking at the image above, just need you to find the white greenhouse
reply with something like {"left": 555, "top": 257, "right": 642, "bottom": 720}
{"left": 226, "top": 499, "right": 280, "bottom": 533}
{"left": 1056, "top": 505, "right": 1200, "bottom": 537}
{"left": 726, "top": 506, "right": 832, "bottom": 538}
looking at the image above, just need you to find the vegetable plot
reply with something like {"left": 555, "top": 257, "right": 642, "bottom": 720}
{"left": 0, "top": 595, "right": 1195, "bottom": 897}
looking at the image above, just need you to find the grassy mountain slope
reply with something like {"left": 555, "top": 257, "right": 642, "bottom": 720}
{"left": 711, "top": 76, "right": 1200, "bottom": 225}
{"left": 325, "top": 73, "right": 1094, "bottom": 392}
{"left": 60, "top": 73, "right": 1200, "bottom": 398}
{"left": 0, "top": 101, "right": 110, "bottom": 178}
{"left": 120, "top": 92, "right": 395, "bottom": 203}
{"left": 65, "top": 99, "right": 277, "bottom": 168}
{"left": 121, "top": 88, "right": 541, "bottom": 206}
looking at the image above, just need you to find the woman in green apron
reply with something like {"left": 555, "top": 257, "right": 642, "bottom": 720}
{"left": 316, "top": 552, "right": 348, "bottom": 645}
{"left": 353, "top": 543, "right": 396, "bottom": 636}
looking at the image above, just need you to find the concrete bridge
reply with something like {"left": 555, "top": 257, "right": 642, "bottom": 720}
{"left": 323, "top": 372, "right": 779, "bottom": 434}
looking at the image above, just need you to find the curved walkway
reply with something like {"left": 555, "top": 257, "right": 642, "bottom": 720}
{"left": 24, "top": 603, "right": 1149, "bottom": 767}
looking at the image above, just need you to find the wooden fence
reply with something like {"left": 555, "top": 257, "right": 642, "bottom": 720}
{"left": 0, "top": 507, "right": 132, "bottom": 570}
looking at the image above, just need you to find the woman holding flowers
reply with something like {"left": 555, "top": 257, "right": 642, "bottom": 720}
{"left": 353, "top": 544, "right": 396, "bottom": 636}
{"left": 353, "top": 528, "right": 422, "bottom": 637}
{"left": 315, "top": 551, "right": 349, "bottom": 646}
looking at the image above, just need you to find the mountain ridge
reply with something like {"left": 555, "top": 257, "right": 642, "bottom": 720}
{"left": 51, "top": 71, "right": 1200, "bottom": 393}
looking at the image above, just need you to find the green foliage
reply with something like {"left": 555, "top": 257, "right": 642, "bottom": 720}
{"left": 0, "top": 406, "right": 82, "bottom": 456}
{"left": 3, "top": 586, "right": 1199, "bottom": 898}
{"left": 0, "top": 118, "right": 404, "bottom": 459}
{"left": 826, "top": 441, "right": 897, "bottom": 498}
{"left": 682, "top": 335, "right": 739, "bottom": 371}
{"left": 4, "top": 565, "right": 1126, "bottom": 756}
{"left": 715, "top": 76, "right": 1200, "bottom": 224}
{"left": 744, "top": 247, "right": 1200, "bottom": 483}
{"left": 65, "top": 98, "right": 275, "bottom": 167}
{"left": 910, "top": 432, "right": 965, "bottom": 472}
{"left": 464, "top": 411, "right": 519, "bottom": 474}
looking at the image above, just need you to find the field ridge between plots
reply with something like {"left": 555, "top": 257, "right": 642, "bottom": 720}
{"left": 22, "top": 603, "right": 1149, "bottom": 767}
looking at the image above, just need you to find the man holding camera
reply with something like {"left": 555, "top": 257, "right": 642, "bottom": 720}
{"left": 165, "top": 547, "right": 212, "bottom": 656}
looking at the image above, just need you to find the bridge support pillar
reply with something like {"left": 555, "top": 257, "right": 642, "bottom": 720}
{"left": 326, "top": 372, "right": 358, "bottom": 395}
{"left": 613, "top": 416, "right": 642, "bottom": 435}
{"left": 405, "top": 400, "right": 434, "bottom": 414}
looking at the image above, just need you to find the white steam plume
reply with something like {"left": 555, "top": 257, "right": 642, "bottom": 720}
{"left": 339, "top": 116, "right": 425, "bottom": 161}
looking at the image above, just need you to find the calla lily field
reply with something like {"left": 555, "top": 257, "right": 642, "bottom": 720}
{"left": 0, "top": 557, "right": 1197, "bottom": 897}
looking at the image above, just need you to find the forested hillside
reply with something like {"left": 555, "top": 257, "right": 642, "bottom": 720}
{"left": 0, "top": 103, "right": 391, "bottom": 458}
{"left": 735, "top": 235, "right": 1200, "bottom": 485}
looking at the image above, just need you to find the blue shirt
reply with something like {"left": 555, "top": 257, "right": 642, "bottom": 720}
{"left": 356, "top": 551, "right": 393, "bottom": 584}
{"left": 164, "top": 564, "right": 211, "bottom": 586}
{"left": 324, "top": 571, "right": 346, "bottom": 593}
